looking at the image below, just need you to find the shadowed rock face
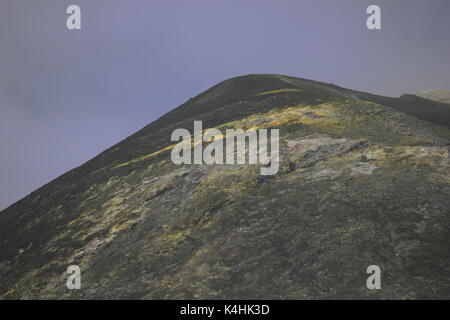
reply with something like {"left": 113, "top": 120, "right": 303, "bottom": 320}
{"left": 1, "top": 74, "right": 449, "bottom": 299}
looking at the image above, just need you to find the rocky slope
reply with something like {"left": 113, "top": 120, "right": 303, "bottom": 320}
{"left": 0, "top": 74, "right": 449, "bottom": 299}
{"left": 416, "top": 89, "right": 450, "bottom": 104}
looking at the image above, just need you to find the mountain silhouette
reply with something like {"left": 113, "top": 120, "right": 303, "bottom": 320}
{"left": 1, "top": 74, "right": 449, "bottom": 299}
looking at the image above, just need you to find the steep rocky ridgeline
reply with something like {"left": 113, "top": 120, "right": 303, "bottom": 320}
{"left": 1, "top": 74, "right": 449, "bottom": 299}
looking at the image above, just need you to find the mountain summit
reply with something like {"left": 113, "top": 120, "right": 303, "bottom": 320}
{"left": 1, "top": 74, "right": 449, "bottom": 299}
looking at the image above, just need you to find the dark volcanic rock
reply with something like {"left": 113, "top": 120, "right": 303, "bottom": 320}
{"left": 0, "top": 74, "right": 449, "bottom": 299}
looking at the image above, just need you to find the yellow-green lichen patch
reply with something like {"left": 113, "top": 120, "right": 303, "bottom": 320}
{"left": 256, "top": 88, "right": 303, "bottom": 96}
{"left": 113, "top": 144, "right": 175, "bottom": 169}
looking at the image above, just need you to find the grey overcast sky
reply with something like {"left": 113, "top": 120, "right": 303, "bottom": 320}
{"left": 0, "top": 0, "right": 449, "bottom": 210}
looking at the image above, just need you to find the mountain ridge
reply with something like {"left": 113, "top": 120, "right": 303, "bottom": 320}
{"left": 416, "top": 89, "right": 450, "bottom": 104}
{"left": 5, "top": 74, "right": 450, "bottom": 213}
{"left": 1, "top": 74, "right": 449, "bottom": 299}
